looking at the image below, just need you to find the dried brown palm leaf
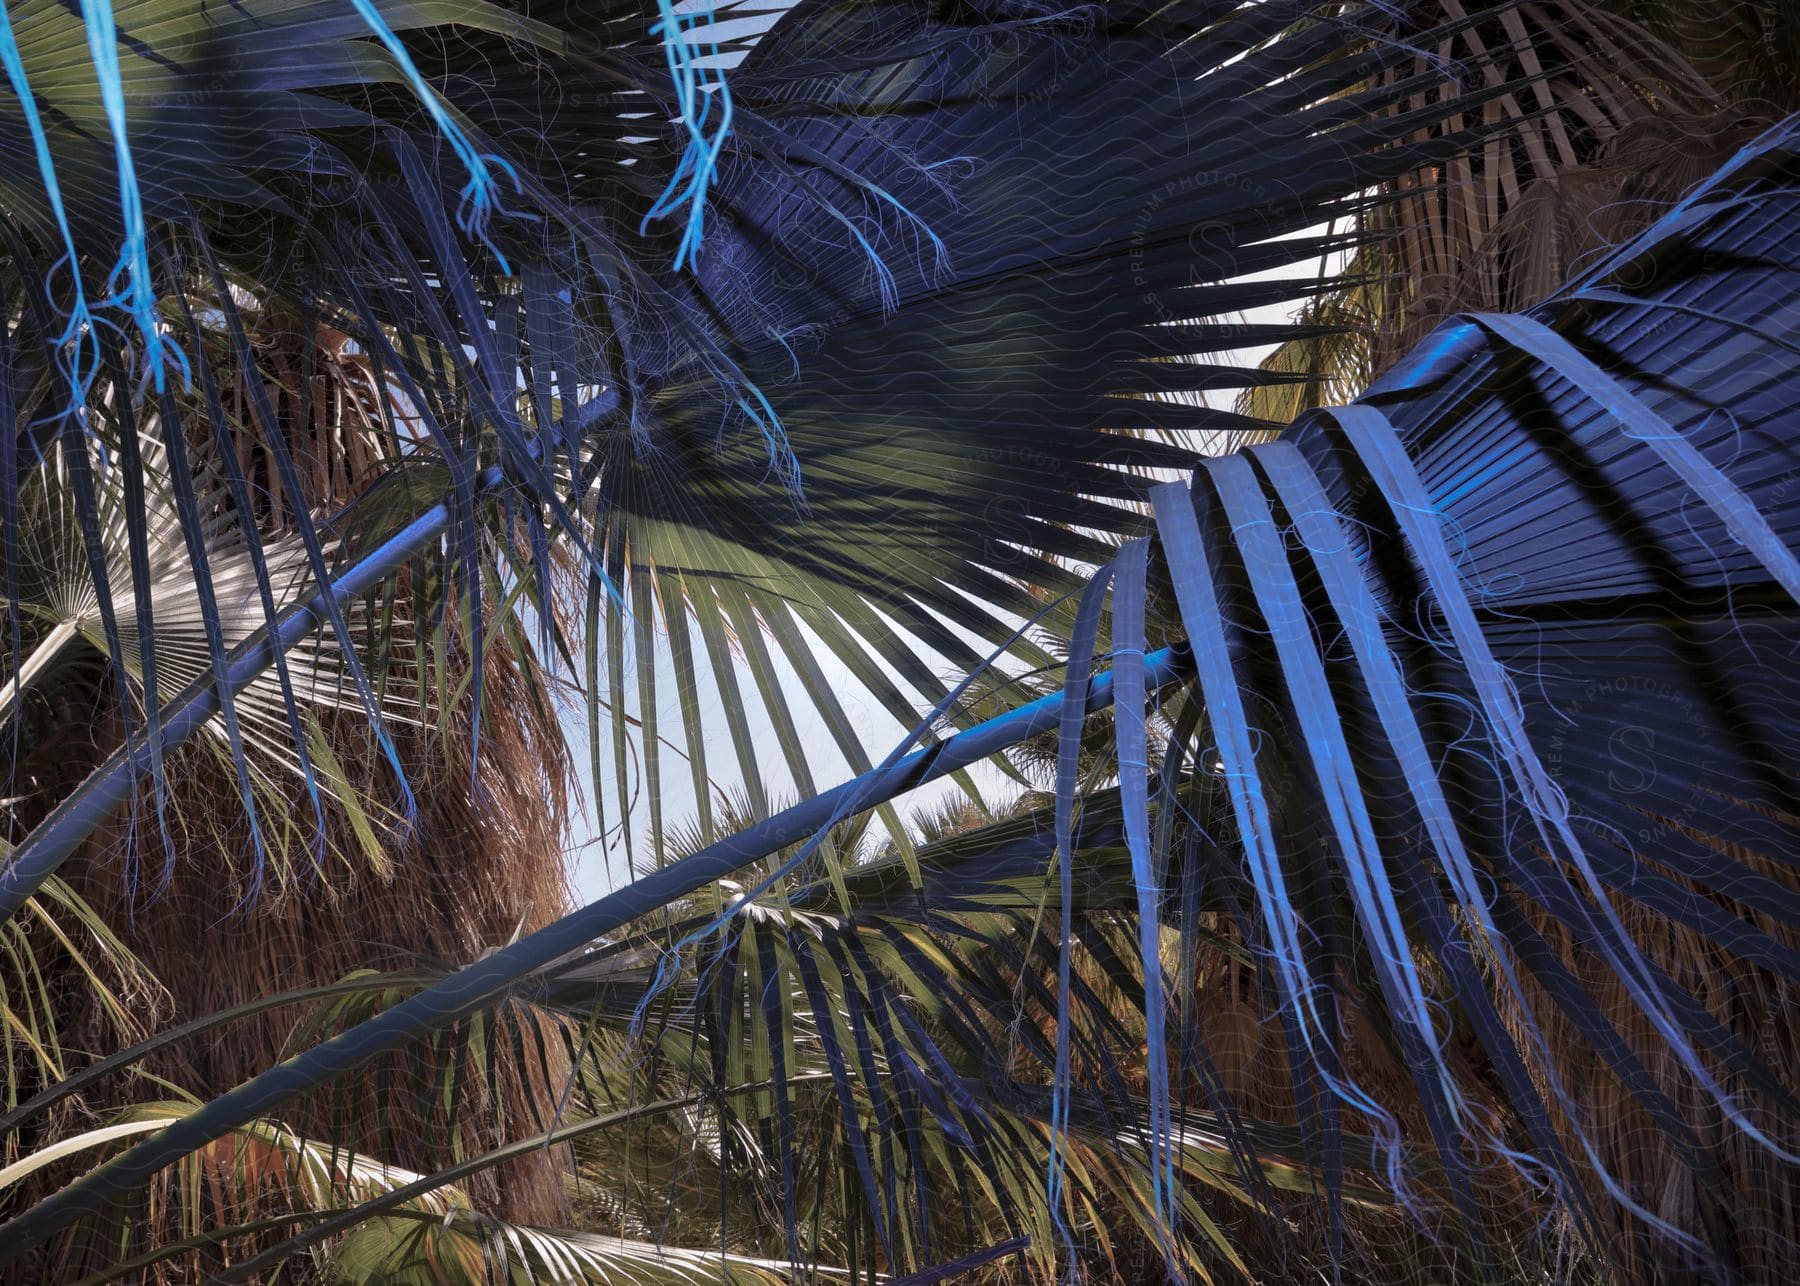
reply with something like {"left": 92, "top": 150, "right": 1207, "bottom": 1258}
{"left": 3, "top": 306, "right": 577, "bottom": 1280}
{"left": 1241, "top": 0, "right": 1773, "bottom": 421}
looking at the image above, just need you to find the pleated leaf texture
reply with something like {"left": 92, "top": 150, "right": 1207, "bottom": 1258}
{"left": 1084, "top": 118, "right": 1800, "bottom": 1277}
{"left": 2, "top": 2, "right": 1796, "bottom": 1280}
{"left": 0, "top": 0, "right": 1540, "bottom": 890}
{"left": 8, "top": 113, "right": 1796, "bottom": 1285}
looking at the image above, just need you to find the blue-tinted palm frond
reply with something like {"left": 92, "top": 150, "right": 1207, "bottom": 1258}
{"left": 4, "top": 5, "right": 1793, "bottom": 1282}
{"left": 0, "top": 0, "right": 1541, "bottom": 904}
{"left": 1128, "top": 116, "right": 1800, "bottom": 1277}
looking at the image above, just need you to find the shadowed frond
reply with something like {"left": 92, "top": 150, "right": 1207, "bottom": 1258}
{"left": 0, "top": 0, "right": 1563, "bottom": 898}
{"left": 1136, "top": 119, "right": 1800, "bottom": 1279}
{"left": 1, "top": 5, "right": 1794, "bottom": 1284}
{"left": 1240, "top": 0, "right": 1782, "bottom": 423}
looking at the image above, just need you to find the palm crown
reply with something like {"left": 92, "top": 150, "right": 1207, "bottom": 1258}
{"left": 0, "top": 2, "right": 1794, "bottom": 1283}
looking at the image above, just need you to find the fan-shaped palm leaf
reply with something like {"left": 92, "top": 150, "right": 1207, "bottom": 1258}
{"left": 4, "top": 3, "right": 1793, "bottom": 1284}
{"left": 1239, "top": 0, "right": 1777, "bottom": 423}
{"left": 0, "top": 0, "right": 1543, "bottom": 900}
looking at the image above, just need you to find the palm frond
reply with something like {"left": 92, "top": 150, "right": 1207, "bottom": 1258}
{"left": 12, "top": 1096, "right": 807, "bottom": 1285}
{"left": 1, "top": 5, "right": 1794, "bottom": 1284}
{"left": 0, "top": 862, "right": 157, "bottom": 1123}
{"left": 0, "top": 0, "right": 1552, "bottom": 901}
{"left": 1140, "top": 118, "right": 1800, "bottom": 1278}
{"left": 1240, "top": 0, "right": 1775, "bottom": 422}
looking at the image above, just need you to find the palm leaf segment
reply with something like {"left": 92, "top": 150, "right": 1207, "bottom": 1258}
{"left": 1094, "top": 121, "right": 1798, "bottom": 1275}
{"left": 0, "top": 1099, "right": 807, "bottom": 1284}
{"left": 0, "top": 412, "right": 415, "bottom": 894}
{"left": 6, "top": 108, "right": 1796, "bottom": 1282}
{"left": 601, "top": 0, "right": 1551, "bottom": 870}
{"left": 640, "top": 111, "right": 1800, "bottom": 1277}
{"left": 1, "top": 425, "right": 400, "bottom": 764}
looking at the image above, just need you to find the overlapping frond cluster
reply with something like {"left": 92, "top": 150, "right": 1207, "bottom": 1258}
{"left": 0, "top": 0, "right": 1546, "bottom": 879}
{"left": 1088, "top": 124, "right": 1800, "bottom": 1279}
{"left": 1240, "top": 0, "right": 1796, "bottom": 424}
{"left": 0, "top": 2, "right": 1792, "bottom": 1284}
{"left": 2, "top": 420, "right": 400, "bottom": 770}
